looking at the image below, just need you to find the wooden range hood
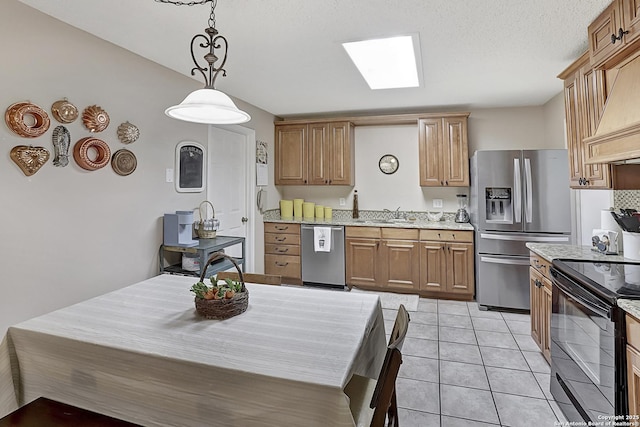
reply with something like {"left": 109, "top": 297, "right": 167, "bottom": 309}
{"left": 584, "top": 56, "right": 640, "bottom": 164}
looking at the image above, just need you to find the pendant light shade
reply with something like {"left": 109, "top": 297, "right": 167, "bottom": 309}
{"left": 157, "top": 0, "right": 251, "bottom": 125}
{"left": 165, "top": 88, "right": 250, "bottom": 124}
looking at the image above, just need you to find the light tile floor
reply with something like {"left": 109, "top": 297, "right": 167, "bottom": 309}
{"left": 382, "top": 298, "right": 569, "bottom": 427}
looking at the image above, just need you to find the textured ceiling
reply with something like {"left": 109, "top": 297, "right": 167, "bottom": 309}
{"left": 18, "top": 0, "right": 611, "bottom": 118}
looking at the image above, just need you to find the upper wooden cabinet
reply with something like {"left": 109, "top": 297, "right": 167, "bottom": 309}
{"left": 418, "top": 114, "right": 470, "bottom": 187}
{"left": 275, "top": 121, "right": 355, "bottom": 186}
{"left": 589, "top": 0, "right": 640, "bottom": 69}
{"left": 559, "top": 52, "right": 612, "bottom": 188}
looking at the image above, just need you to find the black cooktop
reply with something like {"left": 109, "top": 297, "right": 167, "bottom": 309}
{"left": 552, "top": 259, "right": 640, "bottom": 301}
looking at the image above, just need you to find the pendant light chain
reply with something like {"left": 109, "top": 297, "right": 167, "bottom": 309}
{"left": 154, "top": 0, "right": 217, "bottom": 29}
{"left": 154, "top": 0, "right": 211, "bottom": 6}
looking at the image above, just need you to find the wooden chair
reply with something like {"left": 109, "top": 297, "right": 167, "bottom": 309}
{"left": 345, "top": 304, "right": 410, "bottom": 427}
{"left": 216, "top": 271, "right": 282, "bottom": 286}
{"left": 0, "top": 397, "right": 141, "bottom": 426}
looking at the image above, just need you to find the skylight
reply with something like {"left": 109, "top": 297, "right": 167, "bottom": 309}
{"left": 342, "top": 35, "right": 420, "bottom": 90}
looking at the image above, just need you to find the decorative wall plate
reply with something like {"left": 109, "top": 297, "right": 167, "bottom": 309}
{"left": 73, "top": 137, "right": 111, "bottom": 171}
{"left": 5, "top": 102, "right": 50, "bottom": 138}
{"left": 10, "top": 145, "right": 50, "bottom": 176}
{"left": 82, "top": 105, "right": 110, "bottom": 132}
{"left": 52, "top": 125, "right": 71, "bottom": 167}
{"left": 111, "top": 149, "right": 137, "bottom": 176}
{"left": 117, "top": 121, "right": 140, "bottom": 144}
{"left": 51, "top": 98, "right": 78, "bottom": 124}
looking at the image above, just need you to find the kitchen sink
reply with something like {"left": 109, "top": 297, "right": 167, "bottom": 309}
{"left": 353, "top": 218, "right": 407, "bottom": 224}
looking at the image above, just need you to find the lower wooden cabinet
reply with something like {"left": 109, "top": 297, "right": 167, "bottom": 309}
{"left": 627, "top": 313, "right": 640, "bottom": 416}
{"left": 379, "top": 228, "right": 420, "bottom": 292}
{"left": 529, "top": 252, "right": 552, "bottom": 363}
{"left": 346, "top": 226, "right": 381, "bottom": 288}
{"left": 419, "top": 230, "right": 474, "bottom": 299}
{"left": 346, "top": 226, "right": 474, "bottom": 299}
{"left": 264, "top": 222, "right": 301, "bottom": 284}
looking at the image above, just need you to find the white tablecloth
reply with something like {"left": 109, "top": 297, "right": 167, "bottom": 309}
{"left": 0, "top": 274, "right": 386, "bottom": 426}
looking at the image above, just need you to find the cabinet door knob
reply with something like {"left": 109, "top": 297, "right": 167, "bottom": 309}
{"left": 612, "top": 27, "right": 629, "bottom": 44}
{"left": 275, "top": 237, "right": 286, "bottom": 242}
{"left": 275, "top": 226, "right": 289, "bottom": 231}
{"left": 275, "top": 262, "right": 289, "bottom": 267}
{"left": 276, "top": 247, "right": 289, "bottom": 253}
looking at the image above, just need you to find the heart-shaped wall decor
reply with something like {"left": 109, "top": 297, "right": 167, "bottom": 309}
{"left": 10, "top": 145, "right": 50, "bottom": 176}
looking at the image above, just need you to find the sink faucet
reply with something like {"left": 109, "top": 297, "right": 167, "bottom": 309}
{"left": 383, "top": 207, "right": 402, "bottom": 219}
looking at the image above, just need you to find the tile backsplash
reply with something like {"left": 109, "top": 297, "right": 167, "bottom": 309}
{"left": 614, "top": 190, "right": 640, "bottom": 210}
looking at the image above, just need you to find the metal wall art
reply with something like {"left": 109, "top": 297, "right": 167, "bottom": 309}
{"left": 82, "top": 105, "right": 110, "bottom": 132}
{"left": 52, "top": 125, "right": 71, "bottom": 167}
{"left": 5, "top": 102, "right": 50, "bottom": 138}
{"left": 111, "top": 149, "right": 137, "bottom": 176}
{"left": 10, "top": 145, "right": 50, "bottom": 176}
{"left": 117, "top": 121, "right": 140, "bottom": 144}
{"left": 73, "top": 137, "right": 111, "bottom": 171}
{"left": 51, "top": 98, "right": 78, "bottom": 124}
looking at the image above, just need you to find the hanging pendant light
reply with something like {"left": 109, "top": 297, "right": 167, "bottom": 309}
{"left": 157, "top": 0, "right": 250, "bottom": 124}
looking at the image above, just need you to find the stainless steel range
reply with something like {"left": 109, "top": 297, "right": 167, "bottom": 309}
{"left": 550, "top": 259, "right": 640, "bottom": 421}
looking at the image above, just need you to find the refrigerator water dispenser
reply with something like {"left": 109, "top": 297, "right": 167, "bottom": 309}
{"left": 485, "top": 187, "right": 512, "bottom": 223}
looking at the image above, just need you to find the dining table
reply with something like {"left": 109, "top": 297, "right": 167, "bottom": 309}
{"left": 0, "top": 274, "right": 386, "bottom": 426}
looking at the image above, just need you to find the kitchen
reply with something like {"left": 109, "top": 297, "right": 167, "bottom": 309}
{"left": 2, "top": 0, "right": 640, "bottom": 425}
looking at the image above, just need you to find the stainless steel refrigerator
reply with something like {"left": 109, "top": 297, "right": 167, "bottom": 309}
{"left": 470, "top": 149, "right": 572, "bottom": 310}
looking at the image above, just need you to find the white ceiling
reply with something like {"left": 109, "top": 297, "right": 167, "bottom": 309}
{"left": 19, "top": 0, "right": 611, "bottom": 118}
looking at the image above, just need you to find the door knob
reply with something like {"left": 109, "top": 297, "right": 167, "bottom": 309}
{"left": 242, "top": 217, "right": 248, "bottom": 223}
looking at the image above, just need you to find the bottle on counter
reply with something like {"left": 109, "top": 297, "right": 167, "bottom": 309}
{"left": 353, "top": 190, "right": 359, "bottom": 219}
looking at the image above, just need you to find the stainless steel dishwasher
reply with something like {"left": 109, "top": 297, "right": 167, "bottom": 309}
{"left": 301, "top": 225, "right": 346, "bottom": 288}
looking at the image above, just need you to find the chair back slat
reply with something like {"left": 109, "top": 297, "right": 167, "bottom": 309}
{"left": 216, "top": 271, "right": 282, "bottom": 286}
{"left": 369, "top": 304, "right": 410, "bottom": 427}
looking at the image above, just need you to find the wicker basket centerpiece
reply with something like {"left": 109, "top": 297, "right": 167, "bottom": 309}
{"left": 191, "top": 252, "right": 248, "bottom": 320}
{"left": 195, "top": 200, "right": 219, "bottom": 239}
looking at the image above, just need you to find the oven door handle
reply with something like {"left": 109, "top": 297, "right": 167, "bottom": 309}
{"left": 552, "top": 271, "right": 612, "bottom": 320}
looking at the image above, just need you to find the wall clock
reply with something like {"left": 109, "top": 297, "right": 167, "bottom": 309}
{"left": 379, "top": 154, "right": 399, "bottom": 174}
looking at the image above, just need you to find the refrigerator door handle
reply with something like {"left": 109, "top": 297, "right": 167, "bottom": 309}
{"left": 480, "top": 233, "right": 570, "bottom": 242}
{"left": 524, "top": 158, "right": 533, "bottom": 223}
{"left": 480, "top": 256, "right": 531, "bottom": 266}
{"left": 513, "top": 158, "right": 522, "bottom": 223}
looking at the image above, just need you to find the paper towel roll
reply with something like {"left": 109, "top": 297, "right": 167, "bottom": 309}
{"left": 601, "top": 209, "right": 623, "bottom": 252}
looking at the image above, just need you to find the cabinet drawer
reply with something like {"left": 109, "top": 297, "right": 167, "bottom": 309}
{"left": 265, "top": 254, "right": 301, "bottom": 278}
{"left": 530, "top": 252, "right": 551, "bottom": 278}
{"left": 265, "top": 244, "right": 300, "bottom": 256}
{"left": 381, "top": 228, "right": 419, "bottom": 240}
{"left": 628, "top": 314, "right": 640, "bottom": 352}
{"left": 264, "top": 222, "right": 301, "bottom": 234}
{"left": 419, "top": 229, "right": 473, "bottom": 243}
{"left": 346, "top": 226, "right": 381, "bottom": 239}
{"left": 265, "top": 232, "right": 301, "bottom": 246}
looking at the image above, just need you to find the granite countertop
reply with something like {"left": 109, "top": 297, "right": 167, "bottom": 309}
{"left": 525, "top": 242, "right": 630, "bottom": 263}
{"left": 526, "top": 243, "right": 640, "bottom": 318}
{"left": 264, "top": 217, "right": 475, "bottom": 231}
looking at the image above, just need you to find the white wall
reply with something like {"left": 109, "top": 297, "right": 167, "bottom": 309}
{"left": 0, "top": 0, "right": 276, "bottom": 335}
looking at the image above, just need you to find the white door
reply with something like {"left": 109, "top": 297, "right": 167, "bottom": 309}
{"left": 207, "top": 126, "right": 254, "bottom": 269}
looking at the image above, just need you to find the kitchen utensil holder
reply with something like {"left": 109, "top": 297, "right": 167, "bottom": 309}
{"left": 194, "top": 252, "right": 248, "bottom": 320}
{"left": 196, "top": 200, "right": 218, "bottom": 238}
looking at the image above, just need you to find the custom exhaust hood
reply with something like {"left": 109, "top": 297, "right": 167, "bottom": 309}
{"left": 584, "top": 56, "right": 640, "bottom": 164}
